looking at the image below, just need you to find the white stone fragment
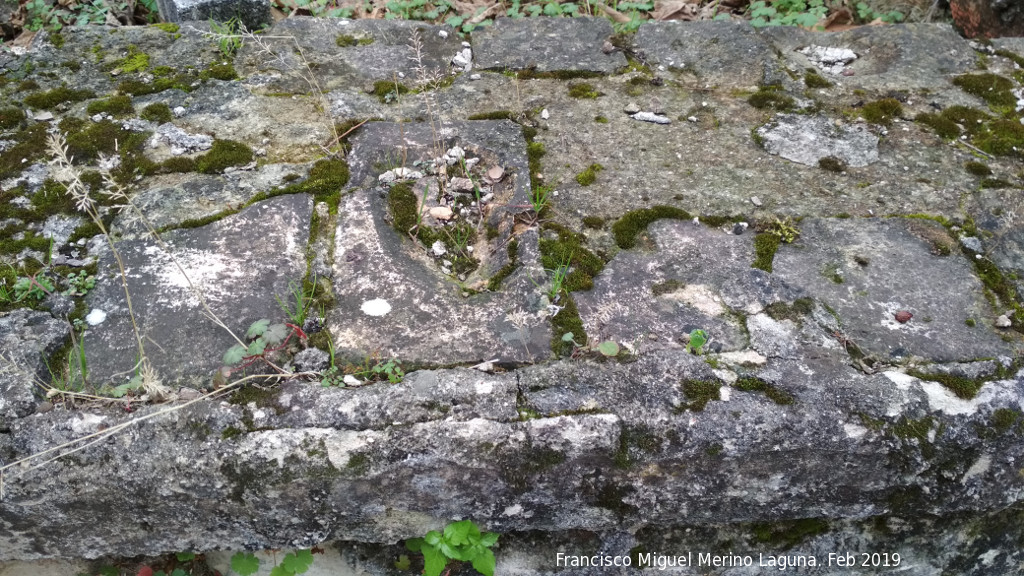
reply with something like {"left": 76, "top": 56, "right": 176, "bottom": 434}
{"left": 438, "top": 30, "right": 449, "bottom": 39}
{"left": 631, "top": 112, "right": 671, "bottom": 125}
{"left": 541, "top": 109, "right": 549, "bottom": 120}
{"left": 86, "top": 309, "right": 107, "bottom": 326}
{"left": 432, "top": 240, "right": 447, "bottom": 256}
{"left": 360, "top": 298, "right": 392, "bottom": 317}
{"left": 343, "top": 375, "right": 361, "bottom": 386}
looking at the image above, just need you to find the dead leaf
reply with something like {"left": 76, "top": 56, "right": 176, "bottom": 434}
{"left": 653, "top": 0, "right": 700, "bottom": 21}
{"left": 823, "top": 6, "right": 853, "bottom": 30}
{"left": 594, "top": 2, "right": 632, "bottom": 23}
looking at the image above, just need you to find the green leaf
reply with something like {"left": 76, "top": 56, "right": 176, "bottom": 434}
{"left": 246, "top": 319, "right": 270, "bottom": 339}
{"left": 170, "top": 570, "right": 187, "bottom": 576}
{"left": 479, "top": 532, "right": 499, "bottom": 547}
{"left": 246, "top": 338, "right": 267, "bottom": 356}
{"left": 471, "top": 548, "right": 496, "bottom": 576}
{"left": 231, "top": 552, "right": 260, "bottom": 576}
{"left": 281, "top": 549, "right": 314, "bottom": 574}
{"left": 542, "top": 2, "right": 561, "bottom": 15}
{"left": 561, "top": 332, "right": 575, "bottom": 342}
{"left": 223, "top": 344, "right": 247, "bottom": 365}
{"left": 175, "top": 552, "right": 196, "bottom": 562}
{"left": 424, "top": 530, "right": 442, "bottom": 547}
{"left": 269, "top": 566, "right": 290, "bottom": 576}
{"left": 405, "top": 538, "right": 424, "bottom": 552}
{"left": 444, "top": 520, "right": 473, "bottom": 545}
{"left": 263, "top": 323, "right": 290, "bottom": 346}
{"left": 597, "top": 341, "right": 620, "bottom": 357}
{"left": 394, "top": 554, "right": 412, "bottom": 570}
{"left": 422, "top": 545, "right": 448, "bottom": 576}
{"left": 445, "top": 14, "right": 463, "bottom": 27}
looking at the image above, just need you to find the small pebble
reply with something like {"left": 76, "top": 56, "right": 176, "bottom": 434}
{"left": 732, "top": 222, "right": 748, "bottom": 235}
{"left": 469, "top": 73, "right": 481, "bottom": 81}
{"left": 894, "top": 310, "right": 913, "bottom": 324}
{"left": 750, "top": 196, "right": 763, "bottom": 207}
{"left": 995, "top": 315, "right": 1012, "bottom": 328}
{"left": 541, "top": 109, "right": 549, "bottom": 120}
{"left": 624, "top": 102, "right": 640, "bottom": 114}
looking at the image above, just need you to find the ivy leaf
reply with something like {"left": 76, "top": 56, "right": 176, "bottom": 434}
{"left": 421, "top": 545, "right": 448, "bottom": 576}
{"left": 480, "top": 532, "right": 499, "bottom": 547}
{"left": 394, "top": 554, "right": 411, "bottom": 570}
{"left": 263, "top": 323, "right": 290, "bottom": 346}
{"left": 223, "top": 344, "right": 247, "bottom": 365}
{"left": 281, "top": 549, "right": 314, "bottom": 574}
{"left": 470, "top": 548, "right": 496, "bottom": 576}
{"left": 246, "top": 338, "right": 267, "bottom": 356}
{"left": 230, "top": 552, "right": 260, "bottom": 576}
{"left": 246, "top": 319, "right": 270, "bottom": 339}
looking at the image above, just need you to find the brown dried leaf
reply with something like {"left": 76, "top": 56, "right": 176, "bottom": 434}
{"left": 594, "top": 2, "right": 632, "bottom": 23}
{"left": 823, "top": 6, "right": 853, "bottom": 30}
{"left": 652, "top": 0, "right": 699, "bottom": 21}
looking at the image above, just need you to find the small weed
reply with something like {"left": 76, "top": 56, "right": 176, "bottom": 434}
{"left": 276, "top": 278, "right": 313, "bottom": 325}
{"left": 747, "top": 0, "right": 827, "bottom": 29}
{"left": 222, "top": 318, "right": 306, "bottom": 376}
{"left": 686, "top": 328, "right": 708, "bottom": 355}
{"left": 228, "top": 549, "right": 313, "bottom": 576}
{"left": 406, "top": 520, "right": 498, "bottom": 576}
{"left": 209, "top": 17, "right": 243, "bottom": 58}
{"left": 561, "top": 331, "right": 620, "bottom": 358}
{"left": 530, "top": 184, "right": 554, "bottom": 214}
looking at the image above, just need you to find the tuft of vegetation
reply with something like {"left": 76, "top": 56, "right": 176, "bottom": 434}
{"left": 953, "top": 73, "right": 1016, "bottom": 107}
{"left": 567, "top": 82, "right": 601, "bottom": 99}
{"left": 372, "top": 80, "right": 411, "bottom": 104}
{"left": 735, "top": 375, "right": 795, "bottom": 405}
{"left": 804, "top": 69, "right": 831, "bottom": 88}
{"left": 907, "top": 369, "right": 984, "bottom": 399}
{"left": 859, "top": 98, "right": 902, "bottom": 126}
{"left": 201, "top": 62, "right": 238, "bottom": 81}
{"left": 612, "top": 205, "right": 693, "bottom": 249}
{"left": 196, "top": 140, "right": 254, "bottom": 174}
{"left": 539, "top": 222, "right": 605, "bottom": 292}
{"left": 682, "top": 379, "right": 720, "bottom": 412}
{"left": 752, "top": 233, "right": 781, "bottom": 272}
{"left": 141, "top": 102, "right": 174, "bottom": 124}
{"left": 964, "top": 161, "right": 992, "bottom": 177}
{"left": 23, "top": 86, "right": 96, "bottom": 109}
{"left": 748, "top": 86, "right": 795, "bottom": 111}
{"left": 818, "top": 156, "right": 846, "bottom": 172}
{"left": 336, "top": 34, "right": 374, "bottom": 47}
{"left": 86, "top": 95, "right": 134, "bottom": 116}
{"left": 0, "top": 107, "right": 25, "bottom": 130}
{"left": 575, "top": 163, "right": 603, "bottom": 186}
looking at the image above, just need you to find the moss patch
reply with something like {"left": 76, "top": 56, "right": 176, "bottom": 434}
{"left": 582, "top": 216, "right": 604, "bottom": 229}
{"left": 751, "top": 519, "right": 829, "bottom": 550}
{"left": 201, "top": 62, "right": 238, "bottom": 81}
{"left": 567, "top": 82, "right": 601, "bottom": 99}
{"left": 196, "top": 140, "right": 254, "bottom": 174}
{"left": 23, "top": 86, "right": 96, "bottom": 109}
{"left": 387, "top": 182, "right": 420, "bottom": 236}
{"left": 152, "top": 22, "right": 180, "bottom": 33}
{"left": 336, "top": 34, "right": 374, "bottom": 47}
{"left": 752, "top": 232, "right": 780, "bottom": 272}
{"left": 651, "top": 279, "right": 683, "bottom": 296}
{"left": 118, "top": 75, "right": 194, "bottom": 96}
{"left": 539, "top": 222, "right": 605, "bottom": 292}
{"left": 907, "top": 370, "right": 984, "bottom": 399}
{"left": 551, "top": 294, "right": 586, "bottom": 355}
{"left": 764, "top": 297, "right": 814, "bottom": 322}
{"left": 371, "top": 80, "right": 410, "bottom": 103}
{"left": 748, "top": 86, "right": 795, "bottom": 111}
{"left": 611, "top": 206, "right": 693, "bottom": 249}
{"left": 953, "top": 73, "right": 1016, "bottom": 107}
{"left": 594, "top": 115, "right": 609, "bottom": 123}
{"left": 114, "top": 45, "right": 150, "bottom": 74}
{"left": 964, "top": 161, "right": 992, "bottom": 176}
{"left": 859, "top": 98, "right": 902, "bottom": 126}
{"left": 467, "top": 110, "right": 515, "bottom": 120}
{"left": 575, "top": 163, "right": 603, "bottom": 186}
{"left": 681, "top": 379, "right": 720, "bottom": 411}
{"left": 140, "top": 102, "right": 174, "bottom": 124}
{"left": 0, "top": 107, "right": 25, "bottom": 130}
{"left": 804, "top": 69, "right": 831, "bottom": 88}
{"left": 818, "top": 156, "right": 846, "bottom": 172}
{"left": 734, "top": 375, "right": 795, "bottom": 405}
{"left": 86, "top": 95, "right": 134, "bottom": 117}
{"left": 487, "top": 239, "right": 519, "bottom": 291}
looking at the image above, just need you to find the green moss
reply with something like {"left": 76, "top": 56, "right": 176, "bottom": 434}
{"left": 764, "top": 297, "right": 815, "bottom": 322}
{"left": 989, "top": 408, "right": 1023, "bottom": 435}
{"left": 818, "top": 156, "right": 847, "bottom": 172}
{"left": 611, "top": 206, "right": 693, "bottom": 249}
{"left": 651, "top": 279, "right": 683, "bottom": 296}
{"left": 23, "top": 86, "right": 96, "bottom": 109}
{"left": 980, "top": 178, "right": 1012, "bottom": 189}
{"left": 221, "top": 426, "right": 243, "bottom": 439}
{"left": 467, "top": 110, "right": 514, "bottom": 120}
{"left": 582, "top": 216, "right": 604, "bottom": 229}
{"left": 822, "top": 262, "right": 844, "bottom": 284}
{"left": 17, "top": 79, "right": 40, "bottom": 92}
{"left": 973, "top": 120, "right": 1024, "bottom": 157}
{"left": 907, "top": 370, "right": 983, "bottom": 399}
{"left": 118, "top": 75, "right": 193, "bottom": 96}
{"left": 891, "top": 414, "right": 934, "bottom": 443}
{"left": 60, "top": 60, "right": 82, "bottom": 72}
{"left": 195, "top": 140, "right": 254, "bottom": 174}
{"left": 159, "top": 156, "right": 197, "bottom": 173}
{"left": 965, "top": 317, "right": 977, "bottom": 327}
{"left": 748, "top": 86, "right": 795, "bottom": 111}
{"left": 345, "top": 452, "right": 371, "bottom": 475}
{"left": 387, "top": 182, "right": 420, "bottom": 236}
{"left": 953, "top": 73, "right": 1016, "bottom": 107}
{"left": 86, "top": 95, "right": 135, "bottom": 117}
{"left": 372, "top": 80, "right": 410, "bottom": 103}
{"left": 575, "top": 163, "right": 603, "bottom": 186}
{"left": 0, "top": 230, "right": 51, "bottom": 256}
{"left": 734, "top": 376, "right": 795, "bottom": 405}
{"left": 567, "top": 82, "right": 601, "bottom": 99}
{"left": 65, "top": 120, "right": 137, "bottom": 163}
{"left": 487, "top": 239, "right": 519, "bottom": 291}
{"left": 335, "top": 34, "right": 374, "bottom": 47}
{"left": 150, "top": 65, "right": 175, "bottom": 78}
{"left": 539, "top": 222, "right": 605, "bottom": 292}
{"left": 860, "top": 98, "right": 902, "bottom": 126}
{"left": 752, "top": 232, "right": 781, "bottom": 272}
{"left": 201, "top": 62, "right": 238, "bottom": 81}
{"left": 0, "top": 124, "right": 49, "bottom": 180}
{"left": 140, "top": 102, "right": 174, "bottom": 124}
{"left": 298, "top": 158, "right": 349, "bottom": 200}
{"left": 594, "top": 115, "right": 609, "bottom": 124}
{"left": 152, "top": 22, "right": 180, "bottom": 33}
{"left": 964, "top": 161, "right": 992, "bottom": 176}
{"left": 751, "top": 519, "right": 829, "bottom": 550}
{"left": 513, "top": 69, "right": 602, "bottom": 80}
{"left": 115, "top": 45, "right": 150, "bottom": 74}
{"left": 682, "top": 379, "right": 720, "bottom": 412}
{"left": 551, "top": 294, "right": 586, "bottom": 355}
{"left": 49, "top": 32, "right": 65, "bottom": 49}
{"left": 804, "top": 69, "right": 831, "bottom": 88}
{"left": 526, "top": 141, "right": 545, "bottom": 187}
{"left": 0, "top": 107, "right": 24, "bottom": 130}
{"left": 972, "top": 256, "right": 1024, "bottom": 332}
